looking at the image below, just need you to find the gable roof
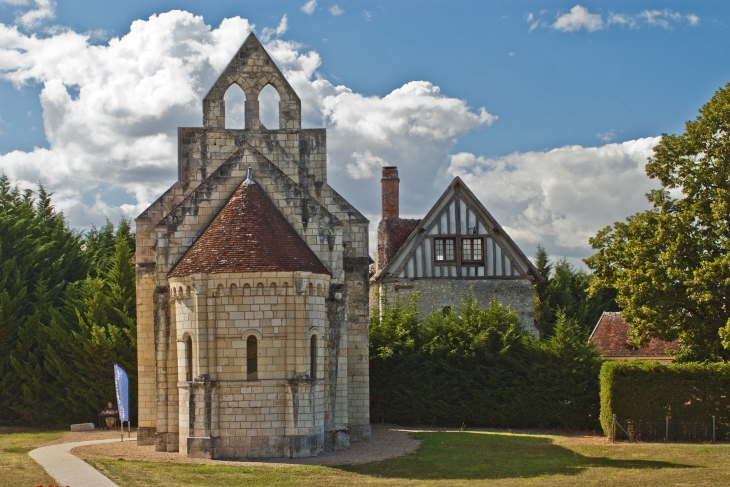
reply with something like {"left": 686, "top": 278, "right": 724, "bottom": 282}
{"left": 168, "top": 170, "right": 330, "bottom": 277}
{"left": 589, "top": 312, "right": 679, "bottom": 359}
{"left": 372, "top": 176, "right": 544, "bottom": 282}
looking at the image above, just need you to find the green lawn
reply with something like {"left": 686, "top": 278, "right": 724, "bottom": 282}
{"left": 5, "top": 429, "right": 730, "bottom": 487}
{"left": 0, "top": 429, "right": 65, "bottom": 487}
{"left": 91, "top": 431, "right": 730, "bottom": 487}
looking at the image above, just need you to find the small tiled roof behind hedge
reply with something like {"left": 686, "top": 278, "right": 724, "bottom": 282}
{"left": 590, "top": 312, "right": 679, "bottom": 358}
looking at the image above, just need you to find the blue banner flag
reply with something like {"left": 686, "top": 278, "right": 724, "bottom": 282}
{"left": 114, "top": 364, "right": 129, "bottom": 423}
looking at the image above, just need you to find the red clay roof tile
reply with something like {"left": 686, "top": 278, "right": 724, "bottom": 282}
{"left": 589, "top": 312, "right": 679, "bottom": 358}
{"left": 169, "top": 176, "right": 330, "bottom": 277}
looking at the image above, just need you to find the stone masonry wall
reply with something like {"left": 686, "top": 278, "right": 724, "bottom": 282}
{"left": 377, "top": 278, "right": 538, "bottom": 336}
{"left": 169, "top": 271, "right": 330, "bottom": 458}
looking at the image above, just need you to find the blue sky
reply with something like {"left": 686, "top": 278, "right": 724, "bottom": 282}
{"left": 0, "top": 1, "right": 728, "bottom": 262}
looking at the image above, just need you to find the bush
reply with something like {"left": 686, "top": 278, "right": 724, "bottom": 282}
{"left": 370, "top": 292, "right": 603, "bottom": 430}
{"left": 599, "top": 361, "right": 730, "bottom": 436}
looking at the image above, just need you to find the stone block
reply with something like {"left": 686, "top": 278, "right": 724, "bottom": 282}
{"left": 70, "top": 423, "right": 95, "bottom": 432}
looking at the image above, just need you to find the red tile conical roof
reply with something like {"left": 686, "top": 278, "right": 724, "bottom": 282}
{"left": 169, "top": 172, "right": 330, "bottom": 277}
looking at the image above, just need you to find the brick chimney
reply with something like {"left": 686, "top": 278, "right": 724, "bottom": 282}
{"left": 381, "top": 166, "right": 399, "bottom": 219}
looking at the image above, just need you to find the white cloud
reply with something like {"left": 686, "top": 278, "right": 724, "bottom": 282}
{"left": 607, "top": 13, "right": 635, "bottom": 28}
{"left": 596, "top": 130, "right": 615, "bottom": 142}
{"left": 447, "top": 138, "right": 661, "bottom": 259}
{"left": 542, "top": 5, "right": 699, "bottom": 33}
{"left": 639, "top": 10, "right": 669, "bottom": 29}
{"left": 15, "top": 0, "right": 55, "bottom": 29}
{"left": 0, "top": 11, "right": 256, "bottom": 224}
{"left": 553, "top": 5, "right": 604, "bottom": 32}
{"left": 0, "top": 10, "right": 665, "bottom": 263}
{"left": 347, "top": 150, "right": 386, "bottom": 179}
{"left": 364, "top": 10, "right": 371, "bottom": 21}
{"left": 261, "top": 15, "right": 288, "bottom": 42}
{"left": 300, "top": 0, "right": 317, "bottom": 15}
{"left": 329, "top": 5, "right": 343, "bottom": 16}
{"left": 0, "top": 10, "right": 496, "bottom": 234}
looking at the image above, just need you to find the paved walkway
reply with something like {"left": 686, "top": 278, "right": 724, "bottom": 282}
{"left": 30, "top": 437, "right": 130, "bottom": 487}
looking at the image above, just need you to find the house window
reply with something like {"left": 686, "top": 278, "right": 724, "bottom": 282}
{"left": 462, "top": 238, "right": 483, "bottom": 262}
{"left": 434, "top": 238, "right": 456, "bottom": 261}
{"left": 246, "top": 335, "right": 258, "bottom": 380}
{"left": 310, "top": 335, "right": 317, "bottom": 379}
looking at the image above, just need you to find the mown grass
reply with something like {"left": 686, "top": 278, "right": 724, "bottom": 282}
{"left": 91, "top": 431, "right": 730, "bottom": 487}
{"left": 0, "top": 429, "right": 65, "bottom": 487}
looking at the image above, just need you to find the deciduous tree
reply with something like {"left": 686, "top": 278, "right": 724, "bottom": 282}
{"left": 586, "top": 83, "right": 730, "bottom": 361}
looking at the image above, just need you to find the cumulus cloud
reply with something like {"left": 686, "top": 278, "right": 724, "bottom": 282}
{"left": 347, "top": 150, "right": 386, "bottom": 179}
{"left": 553, "top": 5, "right": 604, "bottom": 32}
{"left": 0, "top": 0, "right": 56, "bottom": 29}
{"left": 261, "top": 15, "right": 288, "bottom": 42}
{"left": 300, "top": 0, "right": 317, "bottom": 15}
{"left": 0, "top": 10, "right": 664, "bottom": 263}
{"left": 447, "top": 138, "right": 660, "bottom": 259}
{"left": 0, "top": 10, "right": 496, "bottom": 231}
{"left": 0, "top": 11, "right": 256, "bottom": 225}
{"left": 329, "top": 5, "right": 343, "bottom": 16}
{"left": 537, "top": 5, "right": 699, "bottom": 33}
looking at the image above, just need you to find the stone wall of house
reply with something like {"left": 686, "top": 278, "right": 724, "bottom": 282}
{"left": 375, "top": 278, "right": 538, "bottom": 336}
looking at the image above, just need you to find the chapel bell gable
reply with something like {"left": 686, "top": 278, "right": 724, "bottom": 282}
{"left": 202, "top": 33, "right": 302, "bottom": 130}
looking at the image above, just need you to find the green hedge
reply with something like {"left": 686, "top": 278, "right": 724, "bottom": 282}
{"left": 370, "top": 293, "right": 603, "bottom": 430}
{"left": 599, "top": 361, "right": 730, "bottom": 436}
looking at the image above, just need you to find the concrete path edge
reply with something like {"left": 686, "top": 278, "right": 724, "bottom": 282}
{"left": 30, "top": 437, "right": 133, "bottom": 487}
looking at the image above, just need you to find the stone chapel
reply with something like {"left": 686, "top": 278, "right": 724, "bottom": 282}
{"left": 134, "top": 33, "right": 371, "bottom": 459}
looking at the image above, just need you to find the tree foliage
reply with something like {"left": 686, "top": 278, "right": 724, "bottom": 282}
{"left": 370, "top": 292, "right": 603, "bottom": 429}
{"left": 586, "top": 84, "right": 730, "bottom": 362}
{"left": 533, "top": 245, "right": 617, "bottom": 336}
{"left": 0, "top": 177, "right": 136, "bottom": 425}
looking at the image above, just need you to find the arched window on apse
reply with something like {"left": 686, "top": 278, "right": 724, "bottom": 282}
{"left": 258, "top": 84, "right": 280, "bottom": 129}
{"left": 224, "top": 83, "right": 246, "bottom": 129}
{"left": 185, "top": 335, "right": 193, "bottom": 382}
{"left": 247, "top": 335, "right": 258, "bottom": 381}
{"left": 310, "top": 335, "right": 317, "bottom": 379}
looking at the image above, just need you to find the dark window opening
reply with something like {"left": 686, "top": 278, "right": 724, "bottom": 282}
{"left": 185, "top": 335, "right": 193, "bottom": 382}
{"left": 247, "top": 335, "right": 258, "bottom": 380}
{"left": 310, "top": 335, "right": 317, "bottom": 379}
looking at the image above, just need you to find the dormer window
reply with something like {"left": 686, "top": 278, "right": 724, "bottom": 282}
{"left": 434, "top": 238, "right": 456, "bottom": 262}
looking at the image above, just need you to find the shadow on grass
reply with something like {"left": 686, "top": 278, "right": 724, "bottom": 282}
{"left": 340, "top": 431, "right": 696, "bottom": 481}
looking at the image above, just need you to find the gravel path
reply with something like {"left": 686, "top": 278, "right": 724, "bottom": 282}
{"left": 72, "top": 425, "right": 421, "bottom": 467}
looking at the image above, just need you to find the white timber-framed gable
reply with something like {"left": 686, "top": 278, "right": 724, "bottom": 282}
{"left": 377, "top": 177, "right": 541, "bottom": 282}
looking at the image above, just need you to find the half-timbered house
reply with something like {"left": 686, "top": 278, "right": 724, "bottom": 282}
{"left": 370, "top": 166, "right": 542, "bottom": 335}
